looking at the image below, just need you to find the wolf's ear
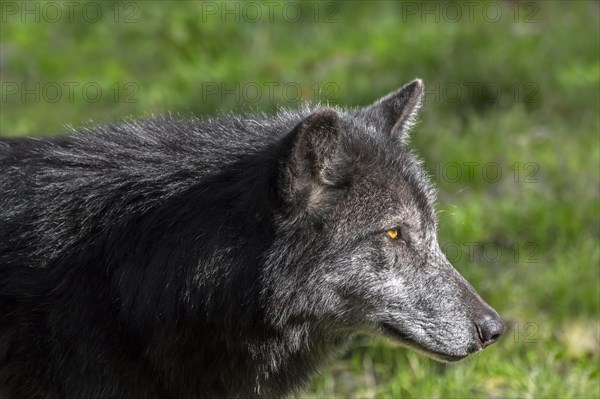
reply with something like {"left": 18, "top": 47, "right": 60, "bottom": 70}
{"left": 283, "top": 108, "right": 348, "bottom": 213}
{"left": 288, "top": 108, "right": 341, "bottom": 186}
{"left": 360, "top": 79, "right": 424, "bottom": 139}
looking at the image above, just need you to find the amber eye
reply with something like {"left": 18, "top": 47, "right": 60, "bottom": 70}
{"left": 386, "top": 229, "right": 399, "bottom": 239}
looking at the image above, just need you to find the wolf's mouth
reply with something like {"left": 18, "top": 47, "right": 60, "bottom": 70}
{"left": 379, "top": 323, "right": 469, "bottom": 363}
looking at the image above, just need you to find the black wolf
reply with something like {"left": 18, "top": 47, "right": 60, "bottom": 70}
{"left": 0, "top": 80, "right": 504, "bottom": 398}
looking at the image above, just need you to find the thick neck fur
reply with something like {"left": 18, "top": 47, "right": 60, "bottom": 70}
{"left": 0, "top": 111, "right": 348, "bottom": 397}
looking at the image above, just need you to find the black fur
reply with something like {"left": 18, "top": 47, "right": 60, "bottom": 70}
{"left": 0, "top": 80, "right": 504, "bottom": 398}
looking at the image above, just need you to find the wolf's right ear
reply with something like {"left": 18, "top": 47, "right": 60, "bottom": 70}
{"left": 288, "top": 108, "right": 341, "bottom": 185}
{"left": 281, "top": 107, "right": 348, "bottom": 208}
{"left": 359, "top": 79, "right": 424, "bottom": 140}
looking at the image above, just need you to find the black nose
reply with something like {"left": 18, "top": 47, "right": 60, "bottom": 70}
{"left": 474, "top": 311, "right": 505, "bottom": 348}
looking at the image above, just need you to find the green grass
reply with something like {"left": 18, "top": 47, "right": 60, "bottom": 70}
{"left": 1, "top": 1, "right": 599, "bottom": 397}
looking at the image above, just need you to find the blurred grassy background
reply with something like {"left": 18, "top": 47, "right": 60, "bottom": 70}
{"left": 1, "top": 1, "right": 599, "bottom": 398}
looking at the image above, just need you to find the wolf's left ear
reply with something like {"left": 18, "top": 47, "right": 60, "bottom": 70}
{"left": 359, "top": 79, "right": 424, "bottom": 139}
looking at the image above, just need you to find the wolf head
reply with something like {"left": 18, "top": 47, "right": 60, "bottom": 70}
{"left": 265, "top": 80, "right": 504, "bottom": 362}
